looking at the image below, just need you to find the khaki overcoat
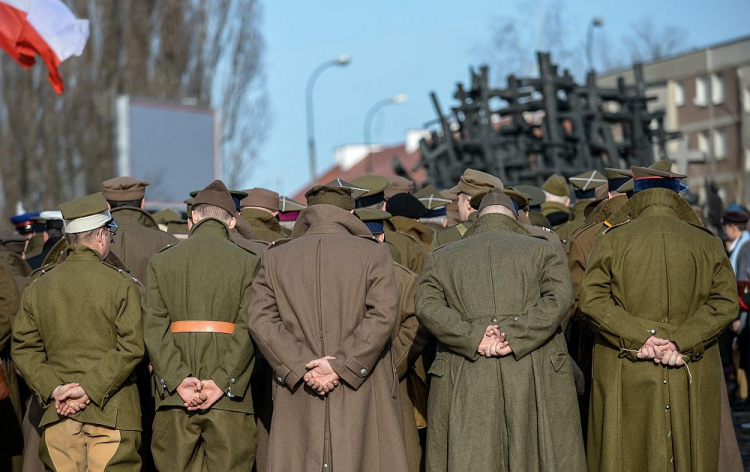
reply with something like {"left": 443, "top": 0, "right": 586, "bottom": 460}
{"left": 429, "top": 212, "right": 477, "bottom": 251}
{"left": 391, "top": 216, "right": 433, "bottom": 247}
{"left": 416, "top": 213, "right": 585, "bottom": 472}
{"left": 0, "top": 251, "right": 31, "bottom": 292}
{"left": 580, "top": 189, "right": 737, "bottom": 472}
{"left": 240, "top": 208, "right": 285, "bottom": 243}
{"left": 110, "top": 206, "right": 178, "bottom": 285}
{"left": 385, "top": 220, "right": 427, "bottom": 274}
{"left": 248, "top": 204, "right": 409, "bottom": 472}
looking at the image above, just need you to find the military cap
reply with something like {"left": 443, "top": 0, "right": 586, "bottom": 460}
{"left": 324, "top": 178, "right": 369, "bottom": 199}
{"left": 102, "top": 176, "right": 149, "bottom": 201}
{"left": 152, "top": 208, "right": 183, "bottom": 224}
{"left": 631, "top": 166, "right": 688, "bottom": 194}
{"left": 305, "top": 185, "right": 355, "bottom": 210}
{"left": 722, "top": 210, "right": 749, "bottom": 225}
{"left": 542, "top": 174, "right": 568, "bottom": 197}
{"left": 352, "top": 175, "right": 389, "bottom": 208}
{"left": 414, "top": 185, "right": 452, "bottom": 217}
{"left": 449, "top": 169, "right": 504, "bottom": 197}
{"left": 355, "top": 208, "right": 392, "bottom": 235}
{"left": 229, "top": 190, "right": 249, "bottom": 212}
{"left": 0, "top": 230, "right": 26, "bottom": 254}
{"left": 604, "top": 168, "right": 633, "bottom": 192}
{"left": 10, "top": 211, "right": 39, "bottom": 235}
{"left": 192, "top": 180, "right": 237, "bottom": 216}
{"left": 184, "top": 198, "right": 194, "bottom": 217}
{"left": 30, "top": 214, "right": 47, "bottom": 233}
{"left": 240, "top": 187, "right": 279, "bottom": 211}
{"left": 279, "top": 196, "right": 306, "bottom": 222}
{"left": 386, "top": 193, "right": 427, "bottom": 219}
{"left": 469, "top": 187, "right": 526, "bottom": 213}
{"left": 384, "top": 176, "right": 414, "bottom": 198}
{"left": 513, "top": 185, "right": 546, "bottom": 208}
{"left": 616, "top": 158, "right": 675, "bottom": 195}
{"left": 39, "top": 210, "right": 64, "bottom": 230}
{"left": 541, "top": 201, "right": 571, "bottom": 226}
{"left": 475, "top": 188, "right": 517, "bottom": 216}
{"left": 569, "top": 171, "right": 607, "bottom": 199}
{"left": 59, "top": 193, "right": 117, "bottom": 234}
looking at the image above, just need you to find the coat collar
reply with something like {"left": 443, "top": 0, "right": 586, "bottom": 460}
{"left": 389, "top": 216, "right": 432, "bottom": 244}
{"left": 240, "top": 208, "right": 282, "bottom": 233}
{"left": 189, "top": 218, "right": 232, "bottom": 240}
{"left": 608, "top": 188, "right": 702, "bottom": 227}
{"left": 111, "top": 206, "right": 160, "bottom": 229}
{"left": 584, "top": 195, "right": 628, "bottom": 226}
{"left": 291, "top": 205, "right": 371, "bottom": 239}
{"left": 462, "top": 213, "right": 531, "bottom": 239}
{"left": 63, "top": 243, "right": 105, "bottom": 262}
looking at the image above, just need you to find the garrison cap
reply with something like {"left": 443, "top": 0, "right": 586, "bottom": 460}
{"left": 569, "top": 171, "right": 607, "bottom": 199}
{"left": 722, "top": 210, "right": 749, "bottom": 225}
{"left": 189, "top": 188, "right": 247, "bottom": 213}
{"left": 631, "top": 166, "right": 688, "bottom": 194}
{"left": 352, "top": 175, "right": 389, "bottom": 208}
{"left": 192, "top": 180, "right": 237, "bottom": 216}
{"left": 102, "top": 176, "right": 149, "bottom": 201}
{"left": 60, "top": 193, "right": 117, "bottom": 234}
{"left": 475, "top": 188, "right": 518, "bottom": 216}
{"left": 542, "top": 174, "right": 568, "bottom": 197}
{"left": 604, "top": 168, "right": 632, "bottom": 192}
{"left": 513, "top": 185, "right": 546, "bottom": 208}
{"left": 152, "top": 208, "right": 182, "bottom": 224}
{"left": 449, "top": 169, "right": 504, "bottom": 197}
{"left": 39, "top": 210, "right": 64, "bottom": 230}
{"left": 355, "top": 208, "right": 392, "bottom": 234}
{"left": 384, "top": 176, "right": 414, "bottom": 198}
{"left": 386, "top": 193, "right": 427, "bottom": 219}
{"left": 324, "top": 178, "right": 368, "bottom": 199}
{"left": 305, "top": 185, "right": 355, "bottom": 210}
{"left": 240, "top": 188, "right": 279, "bottom": 211}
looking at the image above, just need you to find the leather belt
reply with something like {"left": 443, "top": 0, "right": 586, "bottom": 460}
{"left": 170, "top": 321, "right": 236, "bottom": 335}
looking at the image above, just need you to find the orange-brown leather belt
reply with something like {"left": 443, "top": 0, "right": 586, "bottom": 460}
{"left": 170, "top": 321, "right": 236, "bottom": 334}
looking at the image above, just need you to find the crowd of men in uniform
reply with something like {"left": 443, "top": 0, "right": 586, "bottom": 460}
{"left": 0, "top": 161, "right": 744, "bottom": 472}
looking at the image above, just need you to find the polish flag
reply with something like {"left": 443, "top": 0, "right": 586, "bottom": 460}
{"left": 0, "top": 0, "right": 89, "bottom": 94}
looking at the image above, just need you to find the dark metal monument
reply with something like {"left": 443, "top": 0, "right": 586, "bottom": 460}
{"left": 416, "top": 52, "right": 682, "bottom": 188}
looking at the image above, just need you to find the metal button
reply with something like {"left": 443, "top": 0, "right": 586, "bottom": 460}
{"left": 665, "top": 405, "right": 670, "bottom": 410}
{"left": 230, "top": 378, "right": 236, "bottom": 384}
{"left": 360, "top": 368, "right": 367, "bottom": 375}
{"left": 104, "top": 394, "right": 110, "bottom": 399}
{"left": 276, "top": 376, "right": 283, "bottom": 383}
{"left": 663, "top": 380, "right": 667, "bottom": 384}
{"left": 695, "top": 353, "right": 701, "bottom": 359}
{"left": 491, "top": 317, "right": 498, "bottom": 323}
{"left": 323, "top": 464, "right": 328, "bottom": 469}
{"left": 650, "top": 329, "right": 657, "bottom": 335}
{"left": 513, "top": 316, "right": 519, "bottom": 322}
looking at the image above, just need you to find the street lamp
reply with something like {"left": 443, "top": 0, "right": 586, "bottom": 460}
{"left": 306, "top": 55, "right": 351, "bottom": 181}
{"left": 363, "top": 94, "right": 408, "bottom": 173}
{"left": 586, "top": 17, "right": 604, "bottom": 73}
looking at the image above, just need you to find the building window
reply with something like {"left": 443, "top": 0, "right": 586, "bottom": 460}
{"left": 744, "top": 87, "right": 750, "bottom": 113}
{"left": 697, "top": 131, "right": 710, "bottom": 156}
{"left": 713, "top": 129, "right": 728, "bottom": 160}
{"left": 711, "top": 72, "right": 724, "bottom": 105}
{"left": 674, "top": 81, "right": 684, "bottom": 107}
{"left": 745, "top": 148, "right": 750, "bottom": 172}
{"left": 694, "top": 76, "right": 708, "bottom": 106}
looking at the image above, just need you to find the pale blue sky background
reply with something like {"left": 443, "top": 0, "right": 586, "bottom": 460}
{"left": 247, "top": 0, "right": 749, "bottom": 196}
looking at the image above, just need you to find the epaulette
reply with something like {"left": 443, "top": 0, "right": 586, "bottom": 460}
{"left": 688, "top": 222, "right": 716, "bottom": 237}
{"left": 602, "top": 219, "right": 630, "bottom": 234}
{"left": 538, "top": 226, "right": 554, "bottom": 234}
{"left": 359, "top": 234, "right": 380, "bottom": 243}
{"left": 157, "top": 242, "right": 178, "bottom": 254}
{"left": 268, "top": 238, "right": 292, "bottom": 249}
{"left": 392, "top": 261, "right": 415, "bottom": 276}
{"left": 28, "top": 263, "right": 57, "bottom": 283}
{"left": 394, "top": 230, "right": 420, "bottom": 244}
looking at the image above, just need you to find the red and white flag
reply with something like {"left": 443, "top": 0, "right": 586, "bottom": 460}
{"left": 0, "top": 0, "right": 89, "bottom": 94}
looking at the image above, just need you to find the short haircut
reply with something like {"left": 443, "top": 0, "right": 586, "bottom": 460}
{"left": 192, "top": 204, "right": 232, "bottom": 225}
{"left": 478, "top": 205, "right": 516, "bottom": 218}
{"left": 47, "top": 228, "right": 64, "bottom": 240}
{"left": 108, "top": 199, "right": 143, "bottom": 209}
{"left": 66, "top": 227, "right": 99, "bottom": 245}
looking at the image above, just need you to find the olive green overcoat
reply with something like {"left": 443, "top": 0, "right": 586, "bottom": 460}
{"left": 142, "top": 218, "right": 260, "bottom": 413}
{"left": 385, "top": 221, "right": 427, "bottom": 273}
{"left": 0, "top": 251, "right": 31, "bottom": 293}
{"left": 240, "top": 208, "right": 286, "bottom": 243}
{"left": 248, "top": 204, "right": 409, "bottom": 472}
{"left": 12, "top": 245, "right": 144, "bottom": 431}
{"left": 416, "top": 213, "right": 585, "bottom": 472}
{"left": 110, "top": 206, "right": 178, "bottom": 285}
{"left": 429, "top": 212, "right": 477, "bottom": 251}
{"left": 580, "top": 189, "right": 737, "bottom": 472}
{"left": 391, "top": 216, "right": 433, "bottom": 248}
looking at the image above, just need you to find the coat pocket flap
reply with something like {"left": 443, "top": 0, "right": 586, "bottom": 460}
{"left": 428, "top": 358, "right": 446, "bottom": 378}
{"left": 549, "top": 352, "right": 568, "bottom": 372}
{"left": 345, "top": 357, "right": 370, "bottom": 378}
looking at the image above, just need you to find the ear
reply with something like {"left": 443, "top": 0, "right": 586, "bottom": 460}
{"left": 140, "top": 199, "right": 146, "bottom": 210}
{"left": 228, "top": 216, "right": 237, "bottom": 229}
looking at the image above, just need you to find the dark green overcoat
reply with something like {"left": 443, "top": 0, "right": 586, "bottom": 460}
{"left": 580, "top": 189, "right": 737, "bottom": 472}
{"left": 416, "top": 213, "right": 585, "bottom": 472}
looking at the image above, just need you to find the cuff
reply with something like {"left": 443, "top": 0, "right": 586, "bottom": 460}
{"left": 330, "top": 356, "right": 371, "bottom": 390}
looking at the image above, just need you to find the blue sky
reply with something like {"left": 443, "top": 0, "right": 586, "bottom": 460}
{"left": 246, "top": 0, "right": 749, "bottom": 196}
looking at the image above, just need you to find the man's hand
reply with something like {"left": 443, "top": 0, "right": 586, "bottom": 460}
{"left": 53, "top": 384, "right": 90, "bottom": 416}
{"left": 477, "top": 325, "right": 512, "bottom": 357}
{"left": 304, "top": 356, "right": 339, "bottom": 396}
{"left": 658, "top": 349, "right": 685, "bottom": 367}
{"left": 636, "top": 336, "right": 670, "bottom": 360}
{"left": 187, "top": 380, "right": 224, "bottom": 411}
{"left": 177, "top": 376, "right": 205, "bottom": 408}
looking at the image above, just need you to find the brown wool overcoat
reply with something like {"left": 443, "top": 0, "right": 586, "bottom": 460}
{"left": 248, "top": 205, "right": 409, "bottom": 472}
{"left": 580, "top": 189, "right": 737, "bottom": 472}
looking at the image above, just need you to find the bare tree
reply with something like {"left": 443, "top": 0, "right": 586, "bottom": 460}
{"left": 623, "top": 17, "right": 688, "bottom": 63}
{"left": 0, "top": 0, "right": 269, "bottom": 222}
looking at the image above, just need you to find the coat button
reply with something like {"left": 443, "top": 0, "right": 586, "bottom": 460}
{"left": 491, "top": 317, "right": 498, "bottom": 323}
{"left": 695, "top": 353, "right": 701, "bottom": 359}
{"left": 230, "top": 378, "right": 236, "bottom": 384}
{"left": 513, "top": 316, "right": 519, "bottom": 322}
{"left": 650, "top": 329, "right": 657, "bottom": 335}
{"left": 276, "top": 376, "right": 283, "bottom": 383}
{"left": 104, "top": 394, "right": 110, "bottom": 399}
{"left": 665, "top": 405, "right": 670, "bottom": 410}
{"left": 360, "top": 368, "right": 367, "bottom": 375}
{"left": 663, "top": 380, "right": 667, "bottom": 384}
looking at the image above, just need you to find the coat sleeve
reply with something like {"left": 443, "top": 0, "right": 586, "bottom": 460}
{"left": 736, "top": 241, "right": 750, "bottom": 282}
{"left": 11, "top": 287, "right": 64, "bottom": 403}
{"left": 501, "top": 244, "right": 573, "bottom": 360}
{"left": 329, "top": 244, "right": 400, "bottom": 390}
{"left": 210, "top": 256, "right": 259, "bottom": 396}
{"left": 248, "top": 254, "right": 318, "bottom": 391}
{"left": 415, "top": 252, "right": 488, "bottom": 361}
{"left": 392, "top": 268, "right": 429, "bottom": 380}
{"left": 580, "top": 236, "right": 658, "bottom": 358}
{"left": 80, "top": 279, "right": 144, "bottom": 407}
{"left": 142, "top": 260, "right": 191, "bottom": 394}
{"left": 0, "top": 264, "right": 18, "bottom": 351}
{"left": 671, "top": 239, "right": 738, "bottom": 359}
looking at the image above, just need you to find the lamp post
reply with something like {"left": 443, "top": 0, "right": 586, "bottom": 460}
{"left": 363, "top": 94, "right": 408, "bottom": 173}
{"left": 306, "top": 55, "right": 350, "bottom": 181}
{"left": 586, "top": 17, "right": 604, "bottom": 72}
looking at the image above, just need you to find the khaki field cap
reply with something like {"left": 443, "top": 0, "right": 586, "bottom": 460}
{"left": 241, "top": 188, "right": 280, "bottom": 211}
{"left": 355, "top": 208, "right": 392, "bottom": 234}
{"left": 102, "top": 176, "right": 149, "bottom": 201}
{"left": 279, "top": 196, "right": 306, "bottom": 213}
{"left": 414, "top": 185, "right": 452, "bottom": 210}
{"left": 352, "top": 175, "right": 389, "bottom": 208}
{"left": 604, "top": 168, "right": 632, "bottom": 192}
{"left": 542, "top": 174, "right": 568, "bottom": 197}
{"left": 192, "top": 180, "right": 237, "bottom": 216}
{"left": 513, "top": 185, "right": 546, "bottom": 207}
{"left": 384, "top": 175, "right": 414, "bottom": 198}
{"left": 569, "top": 171, "right": 607, "bottom": 199}
{"left": 324, "top": 178, "right": 369, "bottom": 199}
{"left": 305, "top": 185, "right": 355, "bottom": 210}
{"left": 449, "top": 169, "right": 504, "bottom": 197}
{"left": 59, "top": 192, "right": 114, "bottom": 234}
